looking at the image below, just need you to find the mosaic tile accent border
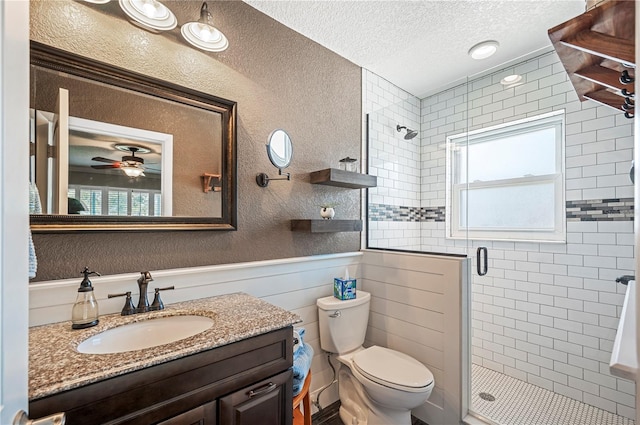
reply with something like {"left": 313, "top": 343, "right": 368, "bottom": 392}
{"left": 368, "top": 203, "right": 445, "bottom": 222}
{"left": 566, "top": 198, "right": 634, "bottom": 221}
{"left": 369, "top": 198, "right": 634, "bottom": 223}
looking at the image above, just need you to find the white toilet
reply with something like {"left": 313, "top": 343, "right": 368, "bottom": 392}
{"left": 317, "top": 291, "right": 434, "bottom": 425}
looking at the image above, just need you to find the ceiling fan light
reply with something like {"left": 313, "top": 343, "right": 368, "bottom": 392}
{"left": 118, "top": 0, "right": 177, "bottom": 32}
{"left": 122, "top": 165, "right": 145, "bottom": 177}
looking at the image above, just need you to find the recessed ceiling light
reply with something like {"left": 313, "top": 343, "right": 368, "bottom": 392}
{"left": 119, "top": 0, "right": 177, "bottom": 32}
{"left": 500, "top": 74, "right": 522, "bottom": 85}
{"left": 468, "top": 40, "right": 499, "bottom": 60}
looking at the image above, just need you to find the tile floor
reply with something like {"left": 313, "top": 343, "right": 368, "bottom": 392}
{"left": 472, "top": 364, "right": 635, "bottom": 425}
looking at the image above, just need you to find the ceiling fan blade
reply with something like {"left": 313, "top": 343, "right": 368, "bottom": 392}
{"left": 91, "top": 156, "right": 118, "bottom": 164}
{"left": 91, "top": 164, "right": 120, "bottom": 170}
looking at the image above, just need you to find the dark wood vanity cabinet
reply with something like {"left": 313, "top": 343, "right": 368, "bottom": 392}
{"left": 219, "top": 370, "right": 292, "bottom": 425}
{"left": 29, "top": 327, "right": 293, "bottom": 425}
{"left": 156, "top": 400, "right": 217, "bottom": 425}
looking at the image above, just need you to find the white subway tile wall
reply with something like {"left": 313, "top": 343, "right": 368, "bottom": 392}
{"left": 364, "top": 69, "right": 422, "bottom": 251}
{"left": 365, "top": 51, "right": 635, "bottom": 419}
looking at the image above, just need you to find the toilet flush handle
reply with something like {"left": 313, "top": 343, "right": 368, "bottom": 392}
{"left": 329, "top": 310, "right": 341, "bottom": 318}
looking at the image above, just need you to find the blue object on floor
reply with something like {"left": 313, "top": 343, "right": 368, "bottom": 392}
{"left": 293, "top": 327, "right": 314, "bottom": 396}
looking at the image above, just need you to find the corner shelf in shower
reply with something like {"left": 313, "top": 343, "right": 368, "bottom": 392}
{"left": 290, "top": 219, "right": 363, "bottom": 233}
{"left": 309, "top": 168, "right": 377, "bottom": 189}
{"left": 548, "top": 0, "right": 635, "bottom": 115}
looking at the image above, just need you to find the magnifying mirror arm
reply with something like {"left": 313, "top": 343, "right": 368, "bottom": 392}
{"left": 255, "top": 170, "right": 290, "bottom": 188}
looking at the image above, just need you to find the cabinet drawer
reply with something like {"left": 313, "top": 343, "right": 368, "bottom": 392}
{"left": 219, "top": 370, "right": 293, "bottom": 425}
{"left": 156, "top": 400, "right": 216, "bottom": 425}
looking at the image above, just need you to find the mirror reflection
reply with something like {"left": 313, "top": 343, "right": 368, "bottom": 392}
{"left": 32, "top": 112, "right": 172, "bottom": 216}
{"left": 29, "top": 42, "right": 237, "bottom": 231}
{"left": 267, "top": 129, "right": 293, "bottom": 170}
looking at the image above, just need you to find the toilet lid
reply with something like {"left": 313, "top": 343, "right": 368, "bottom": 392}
{"left": 352, "top": 346, "right": 433, "bottom": 389}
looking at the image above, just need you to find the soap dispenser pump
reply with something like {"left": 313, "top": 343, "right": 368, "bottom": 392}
{"left": 71, "top": 267, "right": 101, "bottom": 329}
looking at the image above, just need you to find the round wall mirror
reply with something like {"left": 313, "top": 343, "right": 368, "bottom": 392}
{"left": 267, "top": 129, "right": 293, "bottom": 170}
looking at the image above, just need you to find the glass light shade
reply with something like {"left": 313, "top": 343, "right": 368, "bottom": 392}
{"left": 181, "top": 22, "right": 229, "bottom": 52}
{"left": 119, "top": 0, "right": 177, "bottom": 32}
{"left": 84, "top": 0, "right": 111, "bottom": 4}
{"left": 181, "top": 2, "right": 229, "bottom": 52}
{"left": 122, "top": 165, "right": 145, "bottom": 177}
{"left": 468, "top": 40, "right": 499, "bottom": 60}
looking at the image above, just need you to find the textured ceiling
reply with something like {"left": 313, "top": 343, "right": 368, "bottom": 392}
{"left": 243, "top": 0, "right": 586, "bottom": 98}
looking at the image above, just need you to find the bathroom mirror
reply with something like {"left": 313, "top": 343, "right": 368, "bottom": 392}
{"left": 266, "top": 129, "right": 293, "bottom": 170}
{"left": 29, "top": 41, "right": 237, "bottom": 231}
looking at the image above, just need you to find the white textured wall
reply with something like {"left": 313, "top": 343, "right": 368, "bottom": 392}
{"left": 361, "top": 249, "right": 469, "bottom": 425}
{"left": 421, "top": 51, "right": 635, "bottom": 419}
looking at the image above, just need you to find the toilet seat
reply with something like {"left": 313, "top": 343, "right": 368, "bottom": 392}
{"left": 352, "top": 346, "right": 433, "bottom": 393}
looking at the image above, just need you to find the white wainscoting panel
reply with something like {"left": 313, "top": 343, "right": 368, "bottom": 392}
{"left": 29, "top": 252, "right": 363, "bottom": 409}
{"left": 361, "top": 249, "right": 469, "bottom": 425}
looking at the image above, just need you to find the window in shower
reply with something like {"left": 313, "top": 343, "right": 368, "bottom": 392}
{"left": 447, "top": 110, "right": 565, "bottom": 242}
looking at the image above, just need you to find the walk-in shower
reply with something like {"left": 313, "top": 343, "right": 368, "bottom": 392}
{"left": 365, "top": 46, "right": 635, "bottom": 425}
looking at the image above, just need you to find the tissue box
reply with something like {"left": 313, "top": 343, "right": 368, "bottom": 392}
{"left": 334, "top": 277, "right": 356, "bottom": 300}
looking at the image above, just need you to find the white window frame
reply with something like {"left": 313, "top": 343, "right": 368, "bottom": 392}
{"left": 446, "top": 110, "right": 566, "bottom": 243}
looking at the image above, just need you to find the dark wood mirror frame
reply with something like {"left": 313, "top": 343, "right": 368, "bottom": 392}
{"left": 29, "top": 41, "right": 237, "bottom": 232}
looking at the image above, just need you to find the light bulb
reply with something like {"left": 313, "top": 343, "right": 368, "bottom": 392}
{"left": 119, "top": 0, "right": 177, "bottom": 32}
{"left": 122, "top": 166, "right": 145, "bottom": 177}
{"left": 141, "top": 1, "right": 158, "bottom": 18}
{"left": 181, "top": 2, "right": 229, "bottom": 52}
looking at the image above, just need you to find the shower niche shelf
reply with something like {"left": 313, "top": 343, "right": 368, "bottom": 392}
{"left": 291, "top": 219, "right": 363, "bottom": 233}
{"left": 310, "top": 168, "right": 377, "bottom": 189}
{"left": 548, "top": 0, "right": 635, "bottom": 116}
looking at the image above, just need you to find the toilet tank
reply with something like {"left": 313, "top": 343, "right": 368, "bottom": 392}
{"left": 316, "top": 291, "right": 371, "bottom": 354}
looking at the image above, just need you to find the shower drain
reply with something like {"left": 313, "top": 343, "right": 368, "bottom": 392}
{"left": 479, "top": 392, "right": 496, "bottom": 402}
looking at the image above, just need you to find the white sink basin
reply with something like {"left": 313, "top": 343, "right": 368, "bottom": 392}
{"left": 77, "top": 315, "right": 214, "bottom": 355}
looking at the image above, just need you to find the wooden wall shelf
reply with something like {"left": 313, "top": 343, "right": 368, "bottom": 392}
{"left": 310, "top": 168, "right": 377, "bottom": 189}
{"left": 548, "top": 0, "right": 635, "bottom": 117}
{"left": 291, "top": 219, "right": 363, "bottom": 233}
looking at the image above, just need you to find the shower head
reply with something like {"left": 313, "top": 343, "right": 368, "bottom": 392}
{"left": 396, "top": 125, "right": 418, "bottom": 140}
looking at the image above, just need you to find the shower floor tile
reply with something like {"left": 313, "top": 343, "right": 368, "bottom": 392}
{"left": 472, "top": 364, "right": 634, "bottom": 425}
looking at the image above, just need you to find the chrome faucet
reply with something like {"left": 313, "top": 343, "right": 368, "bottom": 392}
{"left": 137, "top": 271, "right": 153, "bottom": 313}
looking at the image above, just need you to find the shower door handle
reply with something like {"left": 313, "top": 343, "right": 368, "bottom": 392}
{"left": 477, "top": 247, "right": 488, "bottom": 276}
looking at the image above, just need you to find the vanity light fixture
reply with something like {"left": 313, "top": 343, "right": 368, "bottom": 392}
{"left": 468, "top": 40, "right": 499, "bottom": 60}
{"left": 181, "top": 2, "right": 229, "bottom": 52}
{"left": 118, "top": 0, "right": 177, "bottom": 32}
{"left": 500, "top": 74, "right": 523, "bottom": 86}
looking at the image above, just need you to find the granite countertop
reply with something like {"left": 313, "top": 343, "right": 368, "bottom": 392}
{"left": 29, "top": 292, "right": 300, "bottom": 400}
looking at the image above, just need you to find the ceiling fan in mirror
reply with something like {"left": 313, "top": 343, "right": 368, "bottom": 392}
{"left": 91, "top": 145, "right": 157, "bottom": 178}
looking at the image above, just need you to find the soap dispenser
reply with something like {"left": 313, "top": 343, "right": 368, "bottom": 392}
{"left": 71, "top": 267, "right": 101, "bottom": 329}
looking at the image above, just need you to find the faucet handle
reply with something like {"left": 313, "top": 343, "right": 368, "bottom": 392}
{"left": 108, "top": 291, "right": 136, "bottom": 316}
{"left": 150, "top": 286, "right": 175, "bottom": 311}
